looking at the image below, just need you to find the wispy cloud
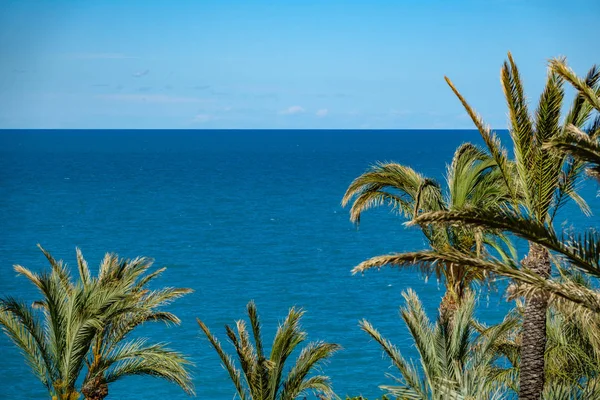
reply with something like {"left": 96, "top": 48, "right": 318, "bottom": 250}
{"left": 97, "top": 94, "right": 206, "bottom": 104}
{"left": 192, "top": 85, "right": 211, "bottom": 90}
{"left": 316, "top": 108, "right": 329, "bottom": 117}
{"left": 279, "top": 105, "right": 305, "bottom": 115}
{"left": 69, "top": 53, "right": 135, "bottom": 59}
{"left": 193, "top": 114, "right": 216, "bottom": 123}
{"left": 132, "top": 69, "right": 150, "bottom": 78}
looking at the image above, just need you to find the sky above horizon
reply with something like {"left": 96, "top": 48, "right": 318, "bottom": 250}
{"left": 1, "top": 0, "right": 598, "bottom": 129}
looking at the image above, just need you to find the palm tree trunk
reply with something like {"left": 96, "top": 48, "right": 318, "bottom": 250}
{"left": 81, "top": 376, "right": 108, "bottom": 400}
{"left": 439, "top": 289, "right": 460, "bottom": 324}
{"left": 519, "top": 242, "right": 550, "bottom": 400}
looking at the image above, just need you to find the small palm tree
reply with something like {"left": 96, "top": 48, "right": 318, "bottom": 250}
{"left": 361, "top": 289, "right": 512, "bottom": 400}
{"left": 0, "top": 246, "right": 193, "bottom": 400}
{"left": 342, "top": 142, "right": 512, "bottom": 321}
{"left": 198, "top": 301, "right": 340, "bottom": 400}
{"left": 77, "top": 251, "right": 194, "bottom": 399}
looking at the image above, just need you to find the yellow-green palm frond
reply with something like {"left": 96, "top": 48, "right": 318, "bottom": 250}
{"left": 501, "top": 52, "right": 535, "bottom": 197}
{"left": 280, "top": 341, "right": 340, "bottom": 400}
{"left": 363, "top": 289, "right": 508, "bottom": 400}
{"left": 531, "top": 70, "right": 565, "bottom": 221}
{"left": 2, "top": 247, "right": 192, "bottom": 399}
{"left": 550, "top": 58, "right": 600, "bottom": 113}
{"left": 446, "top": 143, "right": 508, "bottom": 212}
{"left": 351, "top": 253, "right": 444, "bottom": 282}
{"left": 199, "top": 302, "right": 339, "bottom": 400}
{"left": 444, "top": 76, "right": 516, "bottom": 203}
{"left": 197, "top": 317, "right": 249, "bottom": 400}
{"left": 96, "top": 338, "right": 194, "bottom": 395}
{"left": 412, "top": 208, "right": 600, "bottom": 278}
{"left": 562, "top": 64, "right": 600, "bottom": 128}
{"left": 0, "top": 299, "right": 55, "bottom": 390}
{"left": 360, "top": 318, "right": 426, "bottom": 399}
{"left": 547, "top": 123, "right": 600, "bottom": 183}
{"left": 342, "top": 162, "right": 425, "bottom": 223}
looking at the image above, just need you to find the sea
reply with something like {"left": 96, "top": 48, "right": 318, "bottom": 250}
{"left": 1, "top": 129, "right": 599, "bottom": 399}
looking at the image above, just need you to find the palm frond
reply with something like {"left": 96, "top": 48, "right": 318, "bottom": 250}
{"left": 280, "top": 341, "right": 340, "bottom": 400}
{"left": 411, "top": 209, "right": 600, "bottom": 277}
{"left": 360, "top": 319, "right": 427, "bottom": 399}
{"left": 197, "top": 318, "right": 248, "bottom": 400}
{"left": 550, "top": 58, "right": 600, "bottom": 113}
{"left": 444, "top": 77, "right": 516, "bottom": 203}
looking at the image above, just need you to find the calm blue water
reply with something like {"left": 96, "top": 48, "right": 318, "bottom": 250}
{"left": 1, "top": 130, "right": 599, "bottom": 399}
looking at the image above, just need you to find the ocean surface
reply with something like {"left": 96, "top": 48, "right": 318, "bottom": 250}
{"left": 1, "top": 129, "right": 599, "bottom": 399}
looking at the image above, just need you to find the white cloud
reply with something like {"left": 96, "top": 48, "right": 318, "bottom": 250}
{"left": 132, "top": 69, "right": 150, "bottom": 78}
{"left": 193, "top": 114, "right": 214, "bottom": 123}
{"left": 279, "top": 105, "right": 305, "bottom": 115}
{"left": 316, "top": 108, "right": 328, "bottom": 117}
{"left": 97, "top": 94, "right": 206, "bottom": 103}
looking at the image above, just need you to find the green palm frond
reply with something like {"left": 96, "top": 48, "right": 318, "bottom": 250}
{"left": 100, "top": 339, "right": 193, "bottom": 394}
{"left": 444, "top": 77, "right": 516, "bottom": 203}
{"left": 341, "top": 162, "right": 425, "bottom": 223}
{"left": 0, "top": 300, "right": 54, "bottom": 389}
{"left": 550, "top": 59, "right": 600, "bottom": 113}
{"left": 363, "top": 290, "right": 510, "bottom": 400}
{"left": 198, "top": 318, "right": 249, "bottom": 400}
{"left": 501, "top": 52, "right": 535, "bottom": 198}
{"left": 546, "top": 124, "right": 600, "bottom": 182}
{"left": 1, "top": 247, "right": 192, "bottom": 399}
{"left": 280, "top": 341, "right": 340, "bottom": 400}
{"left": 360, "top": 319, "right": 425, "bottom": 398}
{"left": 343, "top": 137, "right": 513, "bottom": 320}
{"left": 199, "top": 302, "right": 339, "bottom": 400}
{"left": 411, "top": 208, "right": 600, "bottom": 277}
{"left": 532, "top": 71, "right": 564, "bottom": 220}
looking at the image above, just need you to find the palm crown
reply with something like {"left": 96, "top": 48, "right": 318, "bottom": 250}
{"left": 342, "top": 142, "right": 513, "bottom": 319}
{"left": 198, "top": 301, "right": 340, "bottom": 400}
{"left": 0, "top": 246, "right": 193, "bottom": 400}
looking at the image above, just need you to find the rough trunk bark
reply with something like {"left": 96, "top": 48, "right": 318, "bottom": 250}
{"left": 518, "top": 242, "right": 550, "bottom": 400}
{"left": 439, "top": 289, "right": 460, "bottom": 324}
{"left": 81, "top": 376, "right": 108, "bottom": 400}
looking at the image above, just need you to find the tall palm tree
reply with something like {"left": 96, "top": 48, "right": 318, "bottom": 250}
{"left": 477, "top": 275, "right": 600, "bottom": 395}
{"left": 361, "top": 289, "right": 513, "bottom": 399}
{"left": 198, "top": 301, "right": 340, "bottom": 400}
{"left": 342, "top": 142, "right": 513, "bottom": 321}
{"left": 0, "top": 246, "right": 193, "bottom": 400}
{"left": 392, "top": 53, "right": 599, "bottom": 399}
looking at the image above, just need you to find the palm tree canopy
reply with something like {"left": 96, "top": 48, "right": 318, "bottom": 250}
{"left": 0, "top": 245, "right": 193, "bottom": 399}
{"left": 361, "top": 289, "right": 512, "bottom": 400}
{"left": 342, "top": 141, "right": 514, "bottom": 296}
{"left": 198, "top": 301, "right": 340, "bottom": 400}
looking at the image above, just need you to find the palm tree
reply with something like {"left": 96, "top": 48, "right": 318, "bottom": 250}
{"left": 0, "top": 245, "right": 193, "bottom": 400}
{"left": 198, "top": 301, "right": 340, "bottom": 400}
{"left": 76, "top": 251, "right": 194, "bottom": 400}
{"left": 477, "top": 275, "right": 600, "bottom": 395}
{"left": 392, "top": 53, "right": 599, "bottom": 399}
{"left": 342, "top": 142, "right": 513, "bottom": 321}
{"left": 361, "top": 289, "right": 513, "bottom": 399}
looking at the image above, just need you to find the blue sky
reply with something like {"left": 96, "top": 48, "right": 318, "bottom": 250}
{"left": 1, "top": 0, "right": 598, "bottom": 129}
